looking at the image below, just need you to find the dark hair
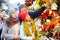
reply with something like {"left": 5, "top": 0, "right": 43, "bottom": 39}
{"left": 19, "top": 4, "right": 26, "bottom": 11}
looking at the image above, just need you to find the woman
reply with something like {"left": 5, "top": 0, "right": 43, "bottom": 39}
{"left": 0, "top": 10, "right": 4, "bottom": 40}
{"left": 1, "top": 10, "right": 20, "bottom": 40}
{"left": 18, "top": 2, "right": 51, "bottom": 40}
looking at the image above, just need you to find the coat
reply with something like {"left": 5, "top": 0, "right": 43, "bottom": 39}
{"left": 18, "top": 6, "right": 46, "bottom": 40}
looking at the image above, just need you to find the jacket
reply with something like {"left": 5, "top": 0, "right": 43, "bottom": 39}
{"left": 18, "top": 6, "right": 46, "bottom": 24}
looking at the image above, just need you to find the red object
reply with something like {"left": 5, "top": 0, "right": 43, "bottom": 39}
{"left": 48, "top": 19, "right": 55, "bottom": 31}
{"left": 48, "top": 24, "right": 54, "bottom": 31}
{"left": 44, "top": 10, "right": 49, "bottom": 15}
{"left": 41, "top": 10, "right": 49, "bottom": 19}
{"left": 41, "top": 13, "right": 47, "bottom": 19}
{"left": 50, "top": 11, "right": 58, "bottom": 17}
{"left": 43, "top": 25, "right": 48, "bottom": 32}
{"left": 58, "top": 19, "right": 60, "bottom": 23}
{"left": 18, "top": 12, "right": 27, "bottom": 20}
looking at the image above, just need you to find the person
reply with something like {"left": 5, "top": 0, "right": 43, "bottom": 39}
{"left": 0, "top": 10, "right": 9, "bottom": 40}
{"left": 0, "top": 10, "right": 3, "bottom": 40}
{"left": 1, "top": 10, "right": 20, "bottom": 40}
{"left": 18, "top": 2, "right": 51, "bottom": 40}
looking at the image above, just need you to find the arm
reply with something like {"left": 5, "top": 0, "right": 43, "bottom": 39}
{"left": 29, "top": 6, "right": 46, "bottom": 19}
{"left": 1, "top": 25, "right": 15, "bottom": 40}
{"left": 19, "top": 24, "right": 32, "bottom": 40}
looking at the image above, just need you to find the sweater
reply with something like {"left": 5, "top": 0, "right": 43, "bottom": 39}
{"left": 1, "top": 23, "right": 20, "bottom": 40}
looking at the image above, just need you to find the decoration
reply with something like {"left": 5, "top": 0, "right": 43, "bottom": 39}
{"left": 35, "top": 0, "right": 44, "bottom": 10}
{"left": 42, "top": 0, "right": 49, "bottom": 2}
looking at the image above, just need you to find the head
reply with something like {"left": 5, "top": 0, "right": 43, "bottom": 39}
{"left": 6, "top": 13, "right": 18, "bottom": 28}
{"left": 0, "top": 10, "right": 6, "bottom": 21}
{"left": 19, "top": 4, "right": 31, "bottom": 21}
{"left": 19, "top": 4, "right": 27, "bottom": 13}
{"left": 10, "top": 10, "right": 17, "bottom": 18}
{"left": 19, "top": 12, "right": 31, "bottom": 21}
{"left": 6, "top": 10, "right": 17, "bottom": 27}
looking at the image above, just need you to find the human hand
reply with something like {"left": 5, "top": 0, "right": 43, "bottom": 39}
{"left": 43, "top": 2, "right": 51, "bottom": 7}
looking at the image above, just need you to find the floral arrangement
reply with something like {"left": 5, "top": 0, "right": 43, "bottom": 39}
{"left": 40, "top": 10, "right": 59, "bottom": 32}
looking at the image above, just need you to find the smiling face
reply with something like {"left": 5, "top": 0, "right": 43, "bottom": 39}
{"left": 11, "top": 11, "right": 17, "bottom": 18}
{"left": 25, "top": 14, "right": 31, "bottom": 21}
{"left": 20, "top": 6, "right": 31, "bottom": 21}
{"left": 20, "top": 6, "right": 27, "bottom": 13}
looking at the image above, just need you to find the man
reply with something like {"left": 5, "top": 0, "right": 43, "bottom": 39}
{"left": 18, "top": 2, "right": 51, "bottom": 40}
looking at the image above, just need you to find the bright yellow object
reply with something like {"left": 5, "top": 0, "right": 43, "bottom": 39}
{"left": 35, "top": 0, "right": 44, "bottom": 10}
{"left": 28, "top": 5, "right": 33, "bottom": 10}
{"left": 42, "top": 0, "right": 49, "bottom": 2}
{"left": 36, "top": 4, "right": 41, "bottom": 10}
{"left": 23, "top": 19, "right": 38, "bottom": 40}
{"left": 35, "top": 0, "right": 41, "bottom": 9}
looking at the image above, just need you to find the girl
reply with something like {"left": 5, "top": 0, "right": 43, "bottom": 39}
{"left": 1, "top": 10, "right": 20, "bottom": 40}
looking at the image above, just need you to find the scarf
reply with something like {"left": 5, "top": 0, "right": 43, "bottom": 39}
{"left": 6, "top": 17, "right": 19, "bottom": 27}
{"left": 23, "top": 19, "right": 38, "bottom": 40}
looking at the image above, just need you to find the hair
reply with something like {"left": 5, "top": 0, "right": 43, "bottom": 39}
{"left": 6, "top": 15, "right": 19, "bottom": 27}
{"left": 6, "top": 10, "right": 17, "bottom": 27}
{"left": 6, "top": 15, "right": 13, "bottom": 27}
{"left": 19, "top": 4, "right": 27, "bottom": 12}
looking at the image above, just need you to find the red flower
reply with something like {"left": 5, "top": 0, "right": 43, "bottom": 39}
{"left": 40, "top": 10, "right": 49, "bottom": 19}
{"left": 41, "top": 13, "right": 47, "bottom": 19}
{"left": 43, "top": 25, "right": 48, "bottom": 32}
{"left": 50, "top": 11, "right": 58, "bottom": 17}
{"left": 44, "top": 10, "right": 49, "bottom": 15}
{"left": 48, "top": 24, "right": 55, "bottom": 31}
{"left": 48, "top": 19, "right": 55, "bottom": 31}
